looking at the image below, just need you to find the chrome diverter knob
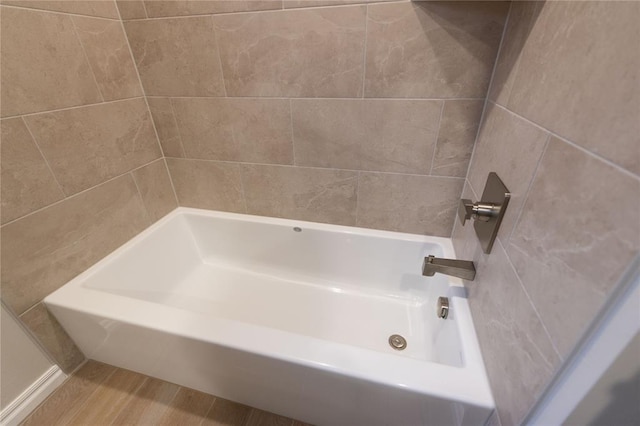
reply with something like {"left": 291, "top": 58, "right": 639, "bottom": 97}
{"left": 456, "top": 172, "right": 511, "bottom": 254}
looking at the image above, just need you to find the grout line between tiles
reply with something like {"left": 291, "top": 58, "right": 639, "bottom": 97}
{"left": 18, "top": 300, "right": 44, "bottom": 319}
{"left": 238, "top": 163, "right": 250, "bottom": 215}
{"left": 498, "top": 238, "right": 564, "bottom": 362}
{"left": 199, "top": 396, "right": 218, "bottom": 426}
{"left": 283, "top": 0, "right": 407, "bottom": 12}
{"left": 102, "top": 376, "right": 151, "bottom": 426}
{"left": 119, "top": 1, "right": 392, "bottom": 22}
{"left": 114, "top": 1, "right": 183, "bottom": 208}
{"left": 1, "top": 156, "right": 164, "bottom": 229}
{"left": 1, "top": 96, "right": 145, "bottom": 120}
{"left": 0, "top": 4, "right": 122, "bottom": 21}
{"left": 64, "top": 364, "right": 120, "bottom": 424}
{"left": 211, "top": 16, "right": 229, "bottom": 98}
{"left": 461, "top": 0, "right": 513, "bottom": 185}
{"left": 127, "top": 376, "right": 151, "bottom": 410}
{"left": 168, "top": 99, "right": 189, "bottom": 158}
{"left": 145, "top": 95, "right": 486, "bottom": 101}
{"left": 129, "top": 170, "right": 153, "bottom": 224}
{"left": 360, "top": 4, "right": 369, "bottom": 99}
{"left": 489, "top": 101, "right": 555, "bottom": 135}
{"left": 21, "top": 117, "right": 68, "bottom": 198}
{"left": 141, "top": 0, "right": 149, "bottom": 19}
{"left": 428, "top": 101, "right": 446, "bottom": 175}
{"left": 289, "top": 98, "right": 297, "bottom": 166}
{"left": 502, "top": 133, "right": 551, "bottom": 246}
{"left": 70, "top": 16, "right": 106, "bottom": 103}
{"left": 244, "top": 408, "right": 261, "bottom": 426}
{"left": 18, "top": 301, "right": 47, "bottom": 320}
{"left": 355, "top": 171, "right": 362, "bottom": 227}
{"left": 501, "top": 4, "right": 529, "bottom": 111}
{"left": 163, "top": 157, "right": 180, "bottom": 207}
{"left": 162, "top": 384, "right": 183, "bottom": 413}
{"left": 490, "top": 101, "right": 640, "bottom": 181}
{"left": 164, "top": 157, "right": 467, "bottom": 181}
{"left": 66, "top": 358, "right": 89, "bottom": 377}
{"left": 467, "top": 178, "right": 478, "bottom": 201}
{"left": 115, "top": 2, "right": 162, "bottom": 158}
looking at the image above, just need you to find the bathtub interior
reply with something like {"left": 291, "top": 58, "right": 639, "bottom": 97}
{"left": 81, "top": 209, "right": 465, "bottom": 367}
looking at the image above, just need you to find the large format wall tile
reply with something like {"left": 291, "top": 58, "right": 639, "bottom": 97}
{"left": 132, "top": 159, "right": 178, "bottom": 222}
{"left": 147, "top": 97, "right": 185, "bottom": 158}
{"left": 24, "top": 98, "right": 161, "bottom": 195}
{"left": 505, "top": 1, "right": 640, "bottom": 175}
{"left": 292, "top": 99, "right": 441, "bottom": 174}
{"left": 1, "top": 118, "right": 64, "bottom": 224}
{"left": 167, "top": 158, "right": 245, "bottom": 213}
{"left": 0, "top": 6, "right": 102, "bottom": 116}
{"left": 214, "top": 6, "right": 366, "bottom": 97}
{"left": 431, "top": 100, "right": 484, "bottom": 177}
{"left": 143, "top": 0, "right": 282, "bottom": 17}
{"left": 241, "top": 165, "right": 358, "bottom": 226}
{"left": 488, "top": 1, "right": 544, "bottom": 107}
{"left": 508, "top": 138, "right": 640, "bottom": 357}
{"left": 469, "top": 241, "right": 561, "bottom": 426}
{"left": 1, "top": 175, "right": 150, "bottom": 315}
{"left": 172, "top": 98, "right": 293, "bottom": 165}
{"left": 20, "top": 303, "right": 85, "bottom": 373}
{"left": 467, "top": 104, "right": 549, "bottom": 244}
{"left": 364, "top": 2, "right": 508, "bottom": 98}
{"left": 1, "top": 1, "right": 120, "bottom": 19}
{"left": 124, "top": 17, "right": 225, "bottom": 96}
{"left": 357, "top": 173, "right": 463, "bottom": 236}
{"left": 72, "top": 16, "right": 143, "bottom": 101}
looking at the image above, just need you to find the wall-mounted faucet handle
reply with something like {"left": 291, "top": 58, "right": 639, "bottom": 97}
{"left": 457, "top": 172, "right": 511, "bottom": 254}
{"left": 458, "top": 199, "right": 499, "bottom": 226}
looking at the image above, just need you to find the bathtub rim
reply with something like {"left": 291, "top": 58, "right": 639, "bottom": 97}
{"left": 44, "top": 207, "right": 495, "bottom": 410}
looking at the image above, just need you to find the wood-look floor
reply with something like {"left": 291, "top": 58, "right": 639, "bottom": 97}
{"left": 22, "top": 361, "right": 312, "bottom": 426}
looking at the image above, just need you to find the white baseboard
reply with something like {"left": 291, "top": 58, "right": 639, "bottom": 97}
{"left": 0, "top": 366, "right": 66, "bottom": 426}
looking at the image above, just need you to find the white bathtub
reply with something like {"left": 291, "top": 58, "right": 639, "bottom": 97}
{"left": 45, "top": 208, "right": 494, "bottom": 425}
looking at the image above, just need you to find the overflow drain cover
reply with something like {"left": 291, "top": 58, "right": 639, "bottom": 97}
{"left": 388, "top": 334, "right": 407, "bottom": 350}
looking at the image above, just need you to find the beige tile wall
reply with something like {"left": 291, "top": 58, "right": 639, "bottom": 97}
{"left": 121, "top": 0, "right": 508, "bottom": 237}
{"left": 5, "top": 3, "right": 635, "bottom": 423}
{"left": 453, "top": 2, "right": 640, "bottom": 425}
{"left": 0, "top": 1, "right": 177, "bottom": 372}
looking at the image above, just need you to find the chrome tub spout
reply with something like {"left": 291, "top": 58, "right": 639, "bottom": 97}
{"left": 422, "top": 255, "right": 476, "bottom": 281}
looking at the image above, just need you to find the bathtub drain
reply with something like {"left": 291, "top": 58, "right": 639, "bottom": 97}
{"left": 388, "top": 334, "right": 407, "bottom": 351}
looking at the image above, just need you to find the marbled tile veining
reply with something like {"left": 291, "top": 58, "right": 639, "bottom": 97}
{"left": 214, "top": 6, "right": 367, "bottom": 97}
{"left": 1, "top": 175, "right": 151, "bottom": 315}
{"left": 0, "top": 118, "right": 64, "bottom": 224}
{"left": 292, "top": 99, "right": 441, "bottom": 174}
{"left": 508, "top": 138, "right": 640, "bottom": 358}
{"left": 364, "top": 1, "right": 508, "bottom": 98}
{"left": 124, "top": 16, "right": 225, "bottom": 96}
{"left": 172, "top": 98, "right": 294, "bottom": 165}
{"left": 24, "top": 98, "right": 161, "bottom": 195}
{"left": 0, "top": 6, "right": 102, "bottom": 116}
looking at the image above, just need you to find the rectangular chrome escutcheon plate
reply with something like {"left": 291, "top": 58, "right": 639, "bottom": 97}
{"left": 474, "top": 172, "right": 510, "bottom": 254}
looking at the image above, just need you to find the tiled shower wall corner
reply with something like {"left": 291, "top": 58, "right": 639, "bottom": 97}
{"left": 0, "top": 1, "right": 178, "bottom": 372}
{"left": 453, "top": 2, "right": 640, "bottom": 425}
{"left": 121, "top": 0, "right": 508, "bottom": 235}
{"left": 0, "top": 0, "right": 509, "bottom": 377}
